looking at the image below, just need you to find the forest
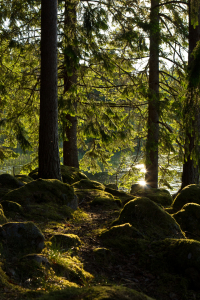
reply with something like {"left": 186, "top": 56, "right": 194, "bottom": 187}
{"left": 1, "top": 0, "right": 200, "bottom": 190}
{"left": 1, "top": 0, "right": 200, "bottom": 299}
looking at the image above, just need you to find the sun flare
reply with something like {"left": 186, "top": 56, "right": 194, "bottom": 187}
{"left": 138, "top": 180, "right": 146, "bottom": 186}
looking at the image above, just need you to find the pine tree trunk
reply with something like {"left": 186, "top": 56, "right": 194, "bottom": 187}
{"left": 63, "top": 0, "right": 79, "bottom": 168}
{"left": 181, "top": 3, "right": 200, "bottom": 189}
{"left": 39, "top": 0, "right": 61, "bottom": 180}
{"left": 145, "top": 0, "right": 159, "bottom": 188}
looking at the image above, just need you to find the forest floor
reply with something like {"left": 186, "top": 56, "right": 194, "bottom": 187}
{"left": 1, "top": 197, "right": 199, "bottom": 300}
{"left": 41, "top": 202, "right": 198, "bottom": 300}
{"left": 70, "top": 203, "right": 157, "bottom": 294}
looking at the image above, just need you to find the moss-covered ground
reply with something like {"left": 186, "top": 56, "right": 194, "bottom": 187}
{"left": 1, "top": 180, "right": 200, "bottom": 300}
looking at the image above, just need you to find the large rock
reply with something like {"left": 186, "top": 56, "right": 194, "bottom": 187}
{"left": 104, "top": 187, "right": 134, "bottom": 205}
{"left": 101, "top": 223, "right": 144, "bottom": 240}
{"left": 0, "top": 207, "right": 7, "bottom": 224}
{"left": 0, "top": 188, "right": 12, "bottom": 199}
{"left": 0, "top": 174, "right": 24, "bottom": 200}
{"left": 130, "top": 184, "right": 173, "bottom": 206}
{"left": 0, "top": 264, "right": 14, "bottom": 290}
{"left": 75, "top": 189, "right": 121, "bottom": 208}
{"left": 113, "top": 197, "right": 185, "bottom": 240}
{"left": 0, "top": 221, "right": 45, "bottom": 257}
{"left": 1, "top": 178, "right": 78, "bottom": 210}
{"left": 72, "top": 179, "right": 105, "bottom": 191}
{"left": 29, "top": 165, "right": 88, "bottom": 184}
{"left": 61, "top": 165, "right": 88, "bottom": 184}
{"left": 173, "top": 203, "right": 200, "bottom": 240}
{"left": 150, "top": 238, "right": 200, "bottom": 290}
{"left": 105, "top": 183, "right": 118, "bottom": 190}
{"left": 100, "top": 223, "right": 145, "bottom": 254}
{"left": 13, "top": 254, "right": 51, "bottom": 284}
{"left": 1, "top": 200, "right": 23, "bottom": 218}
{"left": 0, "top": 173, "right": 24, "bottom": 189}
{"left": 93, "top": 248, "right": 113, "bottom": 264}
{"left": 15, "top": 174, "right": 34, "bottom": 184}
{"left": 173, "top": 184, "right": 200, "bottom": 211}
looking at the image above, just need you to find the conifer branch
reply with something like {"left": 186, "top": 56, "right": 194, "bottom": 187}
{"left": 159, "top": 55, "right": 184, "bottom": 69}
{"left": 154, "top": 1, "right": 187, "bottom": 8}
{"left": 160, "top": 70, "right": 181, "bottom": 83}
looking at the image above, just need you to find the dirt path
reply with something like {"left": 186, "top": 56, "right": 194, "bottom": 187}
{"left": 64, "top": 205, "right": 161, "bottom": 299}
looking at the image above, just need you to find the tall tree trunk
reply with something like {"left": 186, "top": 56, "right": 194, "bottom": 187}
{"left": 39, "top": 0, "right": 61, "bottom": 180}
{"left": 145, "top": 0, "right": 160, "bottom": 188}
{"left": 181, "top": 2, "right": 200, "bottom": 189}
{"left": 63, "top": 0, "right": 79, "bottom": 168}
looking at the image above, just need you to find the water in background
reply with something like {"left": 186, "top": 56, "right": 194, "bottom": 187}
{"left": 0, "top": 153, "right": 32, "bottom": 176}
{"left": 86, "top": 162, "right": 182, "bottom": 195}
{"left": 0, "top": 154, "right": 182, "bottom": 195}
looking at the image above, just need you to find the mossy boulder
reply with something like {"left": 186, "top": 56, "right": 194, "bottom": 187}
{"left": 150, "top": 238, "right": 200, "bottom": 289}
{"left": 50, "top": 255, "right": 93, "bottom": 285}
{"left": 93, "top": 247, "right": 113, "bottom": 264}
{"left": 14, "top": 254, "right": 51, "bottom": 283}
{"left": 21, "top": 253, "right": 50, "bottom": 266}
{"left": 0, "top": 188, "right": 12, "bottom": 199}
{"left": 61, "top": 165, "right": 88, "bottom": 184}
{"left": 0, "top": 221, "right": 45, "bottom": 257}
{"left": 100, "top": 223, "right": 145, "bottom": 254}
{"left": 130, "top": 183, "right": 151, "bottom": 193}
{"left": 72, "top": 179, "right": 105, "bottom": 190}
{"left": 0, "top": 173, "right": 24, "bottom": 189}
{"left": 28, "top": 168, "right": 40, "bottom": 180}
{"left": 36, "top": 285, "right": 155, "bottom": 300}
{"left": 173, "top": 203, "right": 200, "bottom": 240}
{"left": 101, "top": 223, "right": 144, "bottom": 240}
{"left": 29, "top": 165, "right": 88, "bottom": 184}
{"left": 104, "top": 187, "right": 134, "bottom": 205}
{"left": 15, "top": 174, "right": 34, "bottom": 184}
{"left": 0, "top": 262, "right": 15, "bottom": 291}
{"left": 23, "top": 203, "right": 73, "bottom": 222}
{"left": 105, "top": 183, "right": 118, "bottom": 190}
{"left": 1, "top": 178, "right": 78, "bottom": 210}
{"left": 113, "top": 197, "right": 185, "bottom": 240}
{"left": 75, "top": 189, "right": 121, "bottom": 208}
{"left": 0, "top": 208, "right": 7, "bottom": 224}
{"left": 1, "top": 200, "right": 23, "bottom": 218}
{"left": 130, "top": 185, "right": 173, "bottom": 206}
{"left": 50, "top": 233, "right": 81, "bottom": 250}
{"left": 173, "top": 184, "right": 200, "bottom": 211}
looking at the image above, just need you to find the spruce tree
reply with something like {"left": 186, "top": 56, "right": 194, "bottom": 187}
{"left": 62, "top": 0, "right": 79, "bottom": 168}
{"left": 181, "top": 3, "right": 200, "bottom": 189}
{"left": 145, "top": 0, "right": 160, "bottom": 188}
{"left": 39, "top": 0, "right": 61, "bottom": 180}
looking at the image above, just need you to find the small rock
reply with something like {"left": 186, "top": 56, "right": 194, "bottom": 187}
{"left": 21, "top": 254, "right": 50, "bottom": 267}
{"left": 50, "top": 233, "right": 81, "bottom": 249}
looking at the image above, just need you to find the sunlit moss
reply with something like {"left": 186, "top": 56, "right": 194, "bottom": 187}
{"left": 71, "top": 208, "right": 91, "bottom": 224}
{"left": 47, "top": 251, "right": 93, "bottom": 285}
{"left": 75, "top": 189, "right": 121, "bottom": 208}
{"left": 72, "top": 179, "right": 105, "bottom": 190}
{"left": 30, "top": 285, "right": 155, "bottom": 300}
{"left": 173, "top": 184, "right": 200, "bottom": 211}
{"left": 0, "top": 208, "right": 7, "bottom": 224}
{"left": 130, "top": 187, "right": 173, "bottom": 206}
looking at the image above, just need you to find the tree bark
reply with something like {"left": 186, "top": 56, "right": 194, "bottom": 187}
{"left": 63, "top": 0, "right": 79, "bottom": 168}
{"left": 39, "top": 0, "right": 61, "bottom": 180}
{"left": 181, "top": 2, "right": 200, "bottom": 189}
{"left": 145, "top": 0, "right": 160, "bottom": 188}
